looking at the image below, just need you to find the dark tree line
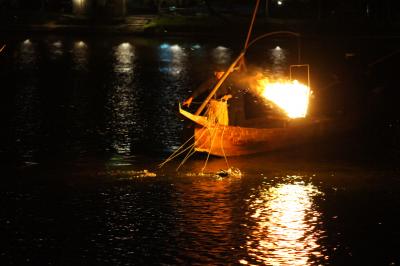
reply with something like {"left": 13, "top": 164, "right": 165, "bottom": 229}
{"left": 1, "top": 0, "right": 399, "bottom": 21}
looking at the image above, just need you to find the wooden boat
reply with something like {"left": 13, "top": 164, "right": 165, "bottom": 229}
{"left": 179, "top": 105, "right": 334, "bottom": 157}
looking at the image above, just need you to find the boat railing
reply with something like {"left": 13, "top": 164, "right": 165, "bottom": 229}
{"left": 290, "top": 64, "right": 310, "bottom": 89}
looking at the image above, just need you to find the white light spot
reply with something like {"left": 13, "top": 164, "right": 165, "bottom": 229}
{"left": 215, "top": 46, "right": 228, "bottom": 51}
{"left": 170, "top": 44, "right": 182, "bottom": 52}
{"left": 76, "top": 41, "right": 86, "bottom": 48}
{"left": 120, "top": 42, "right": 131, "bottom": 49}
{"left": 53, "top": 41, "right": 62, "bottom": 48}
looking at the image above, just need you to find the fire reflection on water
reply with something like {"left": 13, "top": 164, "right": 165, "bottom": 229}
{"left": 244, "top": 181, "right": 327, "bottom": 265}
{"left": 173, "top": 175, "right": 236, "bottom": 264}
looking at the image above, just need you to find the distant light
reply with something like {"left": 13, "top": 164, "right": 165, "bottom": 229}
{"left": 191, "top": 44, "right": 201, "bottom": 50}
{"left": 23, "top": 39, "right": 31, "bottom": 45}
{"left": 160, "top": 43, "right": 170, "bottom": 49}
{"left": 275, "top": 46, "right": 281, "bottom": 50}
{"left": 76, "top": 41, "right": 86, "bottom": 48}
{"left": 53, "top": 41, "right": 62, "bottom": 48}
{"left": 277, "top": 0, "right": 283, "bottom": 6}
{"left": 170, "top": 44, "right": 182, "bottom": 52}
{"left": 119, "top": 42, "right": 131, "bottom": 49}
{"left": 215, "top": 46, "right": 228, "bottom": 51}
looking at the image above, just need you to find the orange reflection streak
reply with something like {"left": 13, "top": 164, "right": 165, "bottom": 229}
{"left": 173, "top": 175, "right": 235, "bottom": 262}
{"left": 245, "top": 182, "right": 326, "bottom": 265}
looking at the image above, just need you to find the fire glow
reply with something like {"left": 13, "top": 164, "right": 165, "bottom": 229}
{"left": 257, "top": 78, "right": 311, "bottom": 118}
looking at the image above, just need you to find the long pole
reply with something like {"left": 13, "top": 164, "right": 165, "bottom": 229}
{"left": 265, "top": 0, "right": 269, "bottom": 18}
{"left": 194, "top": 0, "right": 261, "bottom": 116}
{"left": 194, "top": 52, "right": 245, "bottom": 116}
{"left": 0, "top": 45, "right": 5, "bottom": 54}
{"left": 244, "top": 0, "right": 261, "bottom": 51}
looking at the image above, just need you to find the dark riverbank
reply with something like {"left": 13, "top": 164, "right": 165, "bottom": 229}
{"left": 2, "top": 11, "right": 400, "bottom": 38}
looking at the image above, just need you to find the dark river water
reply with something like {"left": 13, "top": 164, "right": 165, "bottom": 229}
{"left": 0, "top": 34, "right": 400, "bottom": 265}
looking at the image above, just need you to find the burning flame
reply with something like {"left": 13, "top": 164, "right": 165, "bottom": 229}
{"left": 257, "top": 79, "right": 310, "bottom": 118}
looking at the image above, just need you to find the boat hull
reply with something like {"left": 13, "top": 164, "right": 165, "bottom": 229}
{"left": 194, "top": 120, "right": 329, "bottom": 157}
{"left": 179, "top": 104, "right": 344, "bottom": 157}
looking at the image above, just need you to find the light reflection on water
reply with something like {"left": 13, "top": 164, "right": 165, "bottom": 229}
{"left": 159, "top": 43, "right": 186, "bottom": 76}
{"left": 157, "top": 43, "right": 189, "bottom": 150}
{"left": 107, "top": 42, "right": 141, "bottom": 155}
{"left": 212, "top": 45, "right": 232, "bottom": 66}
{"left": 244, "top": 179, "right": 327, "bottom": 265}
{"left": 18, "top": 39, "right": 36, "bottom": 68}
{"left": 49, "top": 40, "right": 63, "bottom": 60}
{"left": 265, "top": 46, "right": 288, "bottom": 79}
{"left": 72, "top": 41, "right": 88, "bottom": 71}
{"left": 14, "top": 39, "right": 40, "bottom": 160}
{"left": 170, "top": 174, "right": 238, "bottom": 264}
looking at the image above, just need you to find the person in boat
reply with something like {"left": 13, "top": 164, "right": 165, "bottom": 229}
{"left": 182, "top": 68, "right": 248, "bottom": 126}
{"left": 182, "top": 70, "right": 227, "bottom": 107}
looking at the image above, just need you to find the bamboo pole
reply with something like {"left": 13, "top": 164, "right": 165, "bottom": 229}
{"left": 194, "top": 52, "right": 245, "bottom": 116}
{"left": 194, "top": 0, "right": 261, "bottom": 116}
{"left": 244, "top": 0, "right": 261, "bottom": 50}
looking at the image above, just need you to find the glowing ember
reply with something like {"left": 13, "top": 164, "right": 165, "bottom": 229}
{"left": 257, "top": 79, "right": 310, "bottom": 118}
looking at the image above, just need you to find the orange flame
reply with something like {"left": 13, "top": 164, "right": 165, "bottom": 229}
{"left": 257, "top": 78, "right": 311, "bottom": 119}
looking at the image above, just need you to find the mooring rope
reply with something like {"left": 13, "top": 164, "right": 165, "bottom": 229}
{"left": 160, "top": 98, "right": 232, "bottom": 172}
{"left": 220, "top": 125, "right": 230, "bottom": 169}
{"left": 158, "top": 134, "right": 195, "bottom": 168}
{"left": 201, "top": 122, "right": 220, "bottom": 173}
{"left": 175, "top": 120, "right": 212, "bottom": 170}
{"left": 177, "top": 145, "right": 196, "bottom": 170}
{"left": 176, "top": 119, "right": 215, "bottom": 171}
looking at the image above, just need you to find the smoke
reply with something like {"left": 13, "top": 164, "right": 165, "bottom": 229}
{"left": 234, "top": 66, "right": 271, "bottom": 95}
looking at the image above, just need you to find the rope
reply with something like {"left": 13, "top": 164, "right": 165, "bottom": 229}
{"left": 162, "top": 124, "right": 210, "bottom": 169}
{"left": 201, "top": 123, "right": 220, "bottom": 173}
{"left": 158, "top": 133, "right": 195, "bottom": 168}
{"left": 162, "top": 95, "right": 232, "bottom": 171}
{"left": 177, "top": 145, "right": 197, "bottom": 171}
{"left": 176, "top": 119, "right": 215, "bottom": 171}
{"left": 220, "top": 125, "right": 230, "bottom": 169}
